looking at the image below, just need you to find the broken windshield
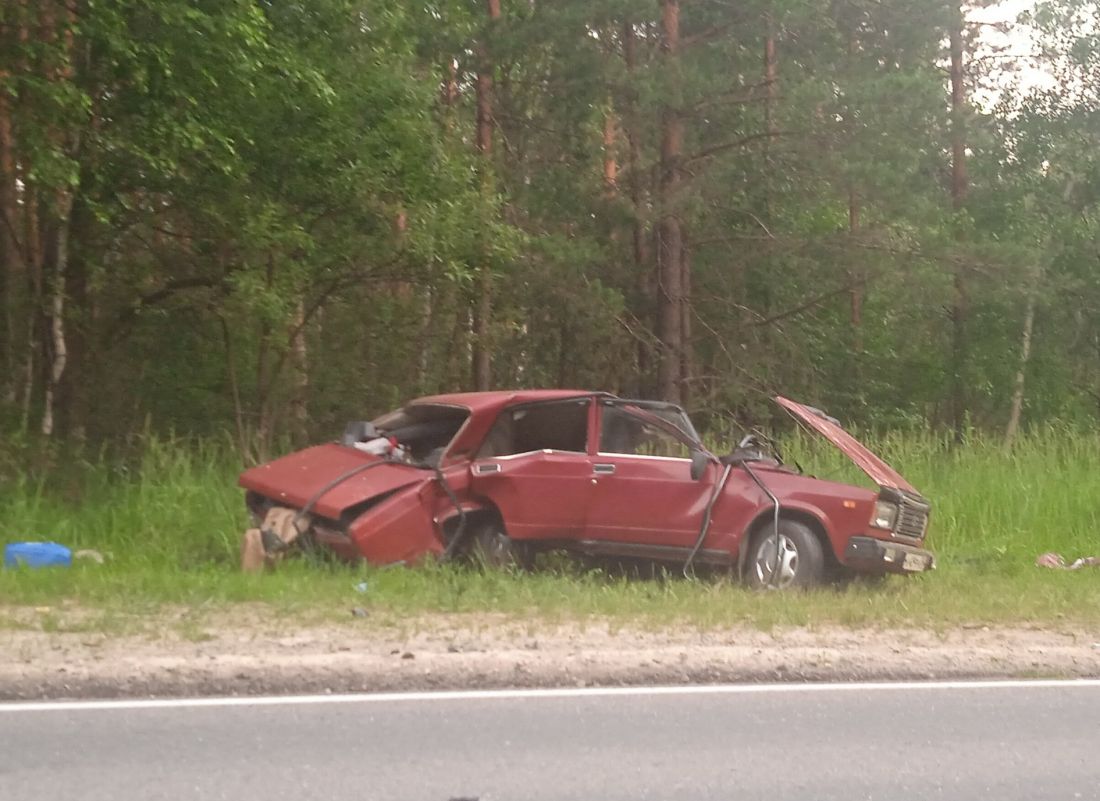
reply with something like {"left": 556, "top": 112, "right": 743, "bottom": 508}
{"left": 370, "top": 404, "right": 470, "bottom": 465}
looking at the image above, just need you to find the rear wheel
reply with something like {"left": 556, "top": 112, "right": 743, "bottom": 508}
{"left": 745, "top": 519, "right": 825, "bottom": 590}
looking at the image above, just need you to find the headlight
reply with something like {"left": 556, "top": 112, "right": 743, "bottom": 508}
{"left": 871, "top": 500, "right": 899, "bottom": 530}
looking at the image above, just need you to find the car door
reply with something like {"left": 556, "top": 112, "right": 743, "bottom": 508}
{"left": 585, "top": 401, "right": 715, "bottom": 549}
{"left": 468, "top": 398, "right": 595, "bottom": 542}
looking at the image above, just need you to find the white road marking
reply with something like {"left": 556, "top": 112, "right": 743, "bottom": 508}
{"left": 2, "top": 678, "right": 1100, "bottom": 713}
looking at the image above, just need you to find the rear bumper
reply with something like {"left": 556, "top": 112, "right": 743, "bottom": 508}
{"left": 844, "top": 536, "right": 935, "bottom": 574}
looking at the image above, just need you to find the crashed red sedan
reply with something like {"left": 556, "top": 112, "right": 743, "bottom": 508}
{"left": 239, "top": 390, "right": 934, "bottom": 587}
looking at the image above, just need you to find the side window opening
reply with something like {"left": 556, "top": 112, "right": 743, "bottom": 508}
{"left": 599, "top": 405, "right": 692, "bottom": 459}
{"left": 477, "top": 399, "right": 589, "bottom": 458}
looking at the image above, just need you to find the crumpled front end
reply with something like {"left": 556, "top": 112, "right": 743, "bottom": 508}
{"left": 238, "top": 443, "right": 445, "bottom": 567}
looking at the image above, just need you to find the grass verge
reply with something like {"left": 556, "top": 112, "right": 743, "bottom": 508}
{"left": 2, "top": 429, "right": 1100, "bottom": 633}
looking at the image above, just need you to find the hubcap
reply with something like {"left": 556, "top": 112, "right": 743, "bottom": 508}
{"left": 480, "top": 529, "right": 513, "bottom": 567}
{"left": 489, "top": 533, "right": 509, "bottom": 561}
{"left": 753, "top": 533, "right": 799, "bottom": 588}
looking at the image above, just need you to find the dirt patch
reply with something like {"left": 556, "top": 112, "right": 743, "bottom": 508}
{"left": 2, "top": 607, "right": 1099, "bottom": 700}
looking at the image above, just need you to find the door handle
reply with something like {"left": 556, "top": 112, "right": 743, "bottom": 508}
{"left": 593, "top": 463, "right": 616, "bottom": 475}
{"left": 475, "top": 463, "right": 502, "bottom": 474}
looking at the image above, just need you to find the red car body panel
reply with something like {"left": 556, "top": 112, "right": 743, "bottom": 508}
{"left": 775, "top": 395, "right": 918, "bottom": 494}
{"left": 585, "top": 455, "right": 717, "bottom": 547}
{"left": 629, "top": 464, "right": 879, "bottom": 563}
{"left": 346, "top": 482, "right": 443, "bottom": 564}
{"left": 240, "top": 444, "right": 427, "bottom": 520}
{"left": 238, "top": 390, "right": 933, "bottom": 576}
{"left": 470, "top": 451, "right": 593, "bottom": 540}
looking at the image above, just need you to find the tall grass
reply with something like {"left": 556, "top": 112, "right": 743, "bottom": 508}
{"left": 784, "top": 425, "right": 1100, "bottom": 571}
{"left": 0, "top": 435, "right": 247, "bottom": 568}
{"left": 2, "top": 429, "right": 1099, "bottom": 626}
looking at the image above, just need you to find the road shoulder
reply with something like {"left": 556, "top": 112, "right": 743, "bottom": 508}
{"left": 3, "top": 608, "right": 1099, "bottom": 699}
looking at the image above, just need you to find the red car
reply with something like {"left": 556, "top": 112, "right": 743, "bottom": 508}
{"left": 239, "top": 390, "right": 934, "bottom": 587}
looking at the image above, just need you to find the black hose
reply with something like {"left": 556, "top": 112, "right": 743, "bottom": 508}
{"left": 683, "top": 463, "right": 733, "bottom": 578}
{"left": 293, "top": 459, "right": 390, "bottom": 531}
{"left": 436, "top": 466, "right": 469, "bottom": 562}
{"left": 741, "top": 462, "right": 782, "bottom": 586}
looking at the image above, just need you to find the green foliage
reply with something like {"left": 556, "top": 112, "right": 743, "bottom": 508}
{"left": 1, "top": 0, "right": 1099, "bottom": 449}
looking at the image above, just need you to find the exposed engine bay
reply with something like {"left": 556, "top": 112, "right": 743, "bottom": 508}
{"left": 341, "top": 403, "right": 469, "bottom": 467}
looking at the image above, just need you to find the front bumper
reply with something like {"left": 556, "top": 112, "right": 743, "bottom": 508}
{"left": 845, "top": 536, "right": 935, "bottom": 574}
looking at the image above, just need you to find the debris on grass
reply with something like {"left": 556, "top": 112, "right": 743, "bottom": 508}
{"left": 1035, "top": 552, "right": 1100, "bottom": 570}
{"left": 240, "top": 507, "right": 310, "bottom": 573}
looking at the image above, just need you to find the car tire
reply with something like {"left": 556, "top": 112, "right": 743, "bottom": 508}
{"left": 745, "top": 519, "right": 825, "bottom": 590}
{"left": 470, "top": 521, "right": 529, "bottom": 570}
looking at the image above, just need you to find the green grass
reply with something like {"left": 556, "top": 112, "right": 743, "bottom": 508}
{"left": 2, "top": 430, "right": 1100, "bottom": 632}
{"left": 783, "top": 424, "right": 1100, "bottom": 567}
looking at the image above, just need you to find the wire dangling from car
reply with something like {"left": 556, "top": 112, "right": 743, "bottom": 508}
{"left": 434, "top": 465, "right": 469, "bottom": 562}
{"left": 740, "top": 461, "right": 782, "bottom": 587}
{"left": 683, "top": 461, "right": 733, "bottom": 579}
{"left": 293, "top": 459, "right": 391, "bottom": 532}
{"left": 718, "top": 435, "right": 783, "bottom": 586}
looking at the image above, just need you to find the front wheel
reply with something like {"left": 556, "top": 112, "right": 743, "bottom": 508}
{"left": 745, "top": 519, "right": 825, "bottom": 590}
{"left": 470, "top": 521, "right": 531, "bottom": 571}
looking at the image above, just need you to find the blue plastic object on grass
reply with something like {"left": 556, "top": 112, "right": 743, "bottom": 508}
{"left": 4, "top": 541, "right": 72, "bottom": 569}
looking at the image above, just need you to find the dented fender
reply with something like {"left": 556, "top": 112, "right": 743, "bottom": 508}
{"left": 346, "top": 483, "right": 443, "bottom": 565}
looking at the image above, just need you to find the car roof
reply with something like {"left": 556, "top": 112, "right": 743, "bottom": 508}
{"left": 409, "top": 389, "right": 608, "bottom": 414}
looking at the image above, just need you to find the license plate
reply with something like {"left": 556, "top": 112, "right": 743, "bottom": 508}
{"left": 902, "top": 552, "right": 931, "bottom": 572}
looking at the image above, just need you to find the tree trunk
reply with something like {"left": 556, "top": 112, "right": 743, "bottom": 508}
{"left": 441, "top": 58, "right": 458, "bottom": 128}
{"left": 415, "top": 286, "right": 435, "bottom": 393}
{"left": 446, "top": 301, "right": 469, "bottom": 391}
{"left": 762, "top": 18, "right": 777, "bottom": 218}
{"left": 757, "top": 19, "right": 778, "bottom": 335}
{"left": 848, "top": 188, "right": 863, "bottom": 353}
{"left": 680, "top": 235, "right": 693, "bottom": 408}
{"left": 764, "top": 27, "right": 777, "bottom": 153}
{"left": 472, "top": 271, "right": 492, "bottom": 390}
{"left": 656, "top": 0, "right": 684, "bottom": 405}
{"left": 38, "top": 0, "right": 80, "bottom": 438}
{"left": 254, "top": 255, "right": 276, "bottom": 455}
{"left": 1004, "top": 266, "right": 1040, "bottom": 449}
{"left": 59, "top": 195, "right": 91, "bottom": 441}
{"left": 675, "top": 22, "right": 694, "bottom": 404}
{"left": 602, "top": 109, "right": 618, "bottom": 196}
{"left": 557, "top": 311, "right": 571, "bottom": 388}
{"left": 17, "top": 1, "right": 43, "bottom": 429}
{"left": 622, "top": 19, "right": 653, "bottom": 395}
{"left": 40, "top": 191, "right": 73, "bottom": 437}
{"left": 471, "top": 0, "right": 501, "bottom": 391}
{"left": 0, "top": 72, "right": 17, "bottom": 405}
{"left": 219, "top": 315, "right": 252, "bottom": 460}
{"left": 0, "top": 0, "right": 17, "bottom": 403}
{"left": 19, "top": 184, "right": 41, "bottom": 430}
{"left": 949, "top": 0, "right": 969, "bottom": 443}
{"left": 844, "top": 26, "right": 862, "bottom": 358}
{"left": 288, "top": 298, "right": 309, "bottom": 443}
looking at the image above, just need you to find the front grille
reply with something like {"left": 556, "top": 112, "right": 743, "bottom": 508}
{"left": 896, "top": 493, "right": 930, "bottom": 539}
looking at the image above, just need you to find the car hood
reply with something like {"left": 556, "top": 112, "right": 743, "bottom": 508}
{"left": 775, "top": 396, "right": 919, "bottom": 494}
{"left": 238, "top": 444, "right": 428, "bottom": 520}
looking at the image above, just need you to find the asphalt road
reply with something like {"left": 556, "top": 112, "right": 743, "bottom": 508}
{"left": 2, "top": 681, "right": 1099, "bottom": 801}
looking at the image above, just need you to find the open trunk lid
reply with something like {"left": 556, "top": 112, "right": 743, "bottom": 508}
{"left": 239, "top": 444, "right": 427, "bottom": 520}
{"left": 775, "top": 396, "right": 919, "bottom": 494}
